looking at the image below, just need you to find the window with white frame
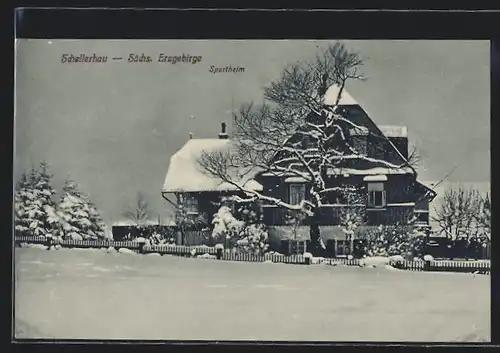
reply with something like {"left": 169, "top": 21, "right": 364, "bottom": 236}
{"left": 367, "top": 182, "right": 386, "bottom": 208}
{"left": 182, "top": 195, "right": 199, "bottom": 214}
{"left": 289, "top": 183, "right": 306, "bottom": 205}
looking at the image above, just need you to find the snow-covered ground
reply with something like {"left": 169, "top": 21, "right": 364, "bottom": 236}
{"left": 14, "top": 248, "right": 490, "bottom": 342}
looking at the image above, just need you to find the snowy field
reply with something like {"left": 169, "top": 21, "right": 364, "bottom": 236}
{"left": 14, "top": 248, "right": 490, "bottom": 342}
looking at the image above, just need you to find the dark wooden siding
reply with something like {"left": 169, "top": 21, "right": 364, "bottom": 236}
{"left": 385, "top": 175, "right": 414, "bottom": 204}
{"left": 264, "top": 204, "right": 416, "bottom": 226}
{"left": 257, "top": 175, "right": 288, "bottom": 203}
{"left": 259, "top": 173, "right": 420, "bottom": 226}
{"left": 366, "top": 206, "right": 414, "bottom": 226}
{"left": 415, "top": 198, "right": 430, "bottom": 211}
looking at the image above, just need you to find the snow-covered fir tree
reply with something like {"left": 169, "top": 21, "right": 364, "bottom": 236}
{"left": 58, "top": 179, "right": 107, "bottom": 240}
{"left": 14, "top": 172, "right": 33, "bottom": 236}
{"left": 14, "top": 162, "right": 58, "bottom": 238}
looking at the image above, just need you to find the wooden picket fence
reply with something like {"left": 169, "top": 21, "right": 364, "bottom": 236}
{"left": 393, "top": 260, "right": 426, "bottom": 271}
{"left": 59, "top": 239, "right": 141, "bottom": 249}
{"left": 15, "top": 235, "right": 47, "bottom": 244}
{"left": 323, "top": 258, "right": 362, "bottom": 266}
{"left": 14, "top": 235, "right": 490, "bottom": 274}
{"left": 220, "top": 253, "right": 308, "bottom": 264}
{"left": 143, "top": 244, "right": 218, "bottom": 256}
{"left": 392, "top": 259, "right": 490, "bottom": 274}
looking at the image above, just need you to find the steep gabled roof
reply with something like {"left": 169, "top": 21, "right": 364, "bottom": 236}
{"left": 324, "top": 85, "right": 359, "bottom": 106}
{"left": 321, "top": 85, "right": 412, "bottom": 171}
{"left": 162, "top": 138, "right": 263, "bottom": 193}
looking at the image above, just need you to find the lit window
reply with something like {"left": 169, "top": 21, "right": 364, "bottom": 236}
{"left": 289, "top": 184, "right": 306, "bottom": 205}
{"left": 367, "top": 182, "right": 386, "bottom": 208}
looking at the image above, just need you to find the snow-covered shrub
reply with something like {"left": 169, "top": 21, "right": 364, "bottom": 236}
{"left": 196, "top": 253, "right": 217, "bottom": 259}
{"left": 210, "top": 204, "right": 269, "bottom": 256}
{"left": 423, "top": 254, "right": 434, "bottom": 262}
{"left": 311, "top": 257, "right": 326, "bottom": 264}
{"left": 234, "top": 223, "right": 269, "bottom": 255}
{"left": 265, "top": 251, "right": 284, "bottom": 257}
{"left": 363, "top": 224, "right": 423, "bottom": 258}
{"left": 360, "top": 256, "right": 390, "bottom": 268}
{"left": 118, "top": 248, "right": 136, "bottom": 255}
{"left": 149, "top": 232, "right": 164, "bottom": 245}
{"left": 211, "top": 206, "right": 245, "bottom": 242}
{"left": 389, "top": 254, "right": 405, "bottom": 263}
{"left": 105, "top": 246, "right": 118, "bottom": 254}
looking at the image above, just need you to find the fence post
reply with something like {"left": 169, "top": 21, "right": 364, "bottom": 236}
{"left": 44, "top": 236, "right": 52, "bottom": 249}
{"left": 137, "top": 238, "right": 146, "bottom": 254}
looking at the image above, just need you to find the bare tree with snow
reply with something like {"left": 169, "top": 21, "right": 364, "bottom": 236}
{"left": 122, "top": 192, "right": 153, "bottom": 225}
{"left": 474, "top": 192, "right": 491, "bottom": 240}
{"left": 199, "top": 42, "right": 414, "bottom": 255}
{"left": 407, "top": 141, "right": 422, "bottom": 170}
{"left": 433, "top": 186, "right": 482, "bottom": 240}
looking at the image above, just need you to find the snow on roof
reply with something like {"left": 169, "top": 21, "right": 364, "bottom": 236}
{"left": 112, "top": 219, "right": 160, "bottom": 226}
{"left": 327, "top": 166, "right": 414, "bottom": 176}
{"left": 363, "top": 175, "right": 388, "bottom": 182}
{"left": 284, "top": 176, "right": 308, "bottom": 183}
{"left": 163, "top": 138, "right": 263, "bottom": 193}
{"left": 324, "top": 84, "right": 358, "bottom": 106}
{"left": 378, "top": 125, "right": 408, "bottom": 138}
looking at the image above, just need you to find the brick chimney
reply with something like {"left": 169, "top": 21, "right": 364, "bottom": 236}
{"left": 218, "top": 122, "right": 229, "bottom": 139}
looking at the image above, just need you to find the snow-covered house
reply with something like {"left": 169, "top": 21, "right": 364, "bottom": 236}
{"left": 162, "top": 86, "right": 436, "bottom": 239}
{"left": 162, "top": 124, "right": 264, "bottom": 228}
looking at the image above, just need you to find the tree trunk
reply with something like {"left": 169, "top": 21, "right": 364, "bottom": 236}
{"left": 309, "top": 208, "right": 324, "bottom": 257}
